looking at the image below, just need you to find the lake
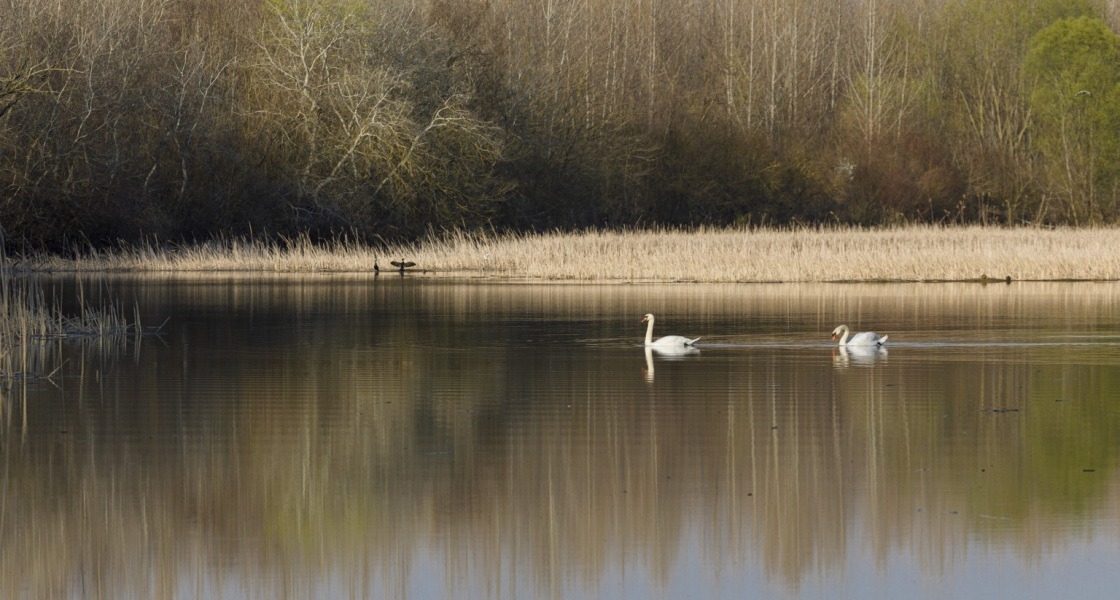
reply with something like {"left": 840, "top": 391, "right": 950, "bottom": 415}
{"left": 3, "top": 276, "right": 1120, "bottom": 599}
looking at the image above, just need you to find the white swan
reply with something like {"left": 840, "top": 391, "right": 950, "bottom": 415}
{"left": 831, "top": 324, "right": 888, "bottom": 346}
{"left": 642, "top": 313, "right": 700, "bottom": 347}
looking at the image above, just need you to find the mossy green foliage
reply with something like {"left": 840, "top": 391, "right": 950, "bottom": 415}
{"left": 1025, "top": 16, "right": 1120, "bottom": 218}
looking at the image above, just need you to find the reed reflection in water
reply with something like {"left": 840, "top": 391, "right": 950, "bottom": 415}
{"left": 3, "top": 278, "right": 1120, "bottom": 599}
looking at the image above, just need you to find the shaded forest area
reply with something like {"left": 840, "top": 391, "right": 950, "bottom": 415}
{"left": 1, "top": 0, "right": 1119, "bottom": 249}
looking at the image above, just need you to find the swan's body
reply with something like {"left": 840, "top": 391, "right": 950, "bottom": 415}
{"left": 642, "top": 313, "right": 700, "bottom": 347}
{"left": 831, "top": 325, "right": 887, "bottom": 346}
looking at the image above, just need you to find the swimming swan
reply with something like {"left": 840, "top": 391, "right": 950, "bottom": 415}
{"left": 831, "top": 325, "right": 888, "bottom": 346}
{"left": 642, "top": 313, "right": 700, "bottom": 347}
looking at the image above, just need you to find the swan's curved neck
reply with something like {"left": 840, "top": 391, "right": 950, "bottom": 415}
{"left": 837, "top": 325, "right": 849, "bottom": 345}
{"left": 644, "top": 316, "right": 655, "bottom": 345}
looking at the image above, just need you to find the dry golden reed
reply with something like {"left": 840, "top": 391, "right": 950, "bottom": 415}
{"left": 16, "top": 225, "right": 1120, "bottom": 282}
{"left": 1, "top": 230, "right": 142, "bottom": 380}
{"left": 0, "top": 279, "right": 141, "bottom": 380}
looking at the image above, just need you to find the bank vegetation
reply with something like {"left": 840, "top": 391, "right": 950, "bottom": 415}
{"left": 15, "top": 225, "right": 1120, "bottom": 282}
{"left": 0, "top": 242, "right": 142, "bottom": 383}
{"left": 2, "top": 0, "right": 1120, "bottom": 251}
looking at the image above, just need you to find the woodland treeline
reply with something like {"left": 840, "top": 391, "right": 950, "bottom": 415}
{"left": 1, "top": 0, "right": 1119, "bottom": 248}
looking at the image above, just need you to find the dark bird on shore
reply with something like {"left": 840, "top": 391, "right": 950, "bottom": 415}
{"left": 391, "top": 259, "right": 416, "bottom": 272}
{"left": 374, "top": 260, "right": 380, "bottom": 275}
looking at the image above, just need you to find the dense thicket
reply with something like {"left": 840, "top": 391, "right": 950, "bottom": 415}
{"left": 1, "top": 0, "right": 1118, "bottom": 248}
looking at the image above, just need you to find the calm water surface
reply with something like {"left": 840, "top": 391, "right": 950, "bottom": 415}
{"left": 3, "top": 277, "right": 1120, "bottom": 599}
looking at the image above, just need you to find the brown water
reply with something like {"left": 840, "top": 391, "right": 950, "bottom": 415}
{"left": 3, "top": 277, "right": 1120, "bottom": 599}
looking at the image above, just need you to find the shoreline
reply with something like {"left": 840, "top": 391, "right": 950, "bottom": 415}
{"left": 11, "top": 225, "right": 1120, "bottom": 283}
{"left": 22, "top": 272, "right": 1119, "bottom": 284}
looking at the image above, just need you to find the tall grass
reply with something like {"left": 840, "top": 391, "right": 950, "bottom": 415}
{"left": 16, "top": 225, "right": 1120, "bottom": 282}
{"left": 0, "top": 240, "right": 143, "bottom": 383}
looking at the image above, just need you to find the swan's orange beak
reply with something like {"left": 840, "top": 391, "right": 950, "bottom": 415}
{"left": 830, "top": 333, "right": 837, "bottom": 341}
{"left": 641, "top": 316, "right": 649, "bottom": 323}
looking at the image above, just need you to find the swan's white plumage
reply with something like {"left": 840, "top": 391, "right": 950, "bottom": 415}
{"left": 642, "top": 314, "right": 700, "bottom": 347}
{"left": 831, "top": 324, "right": 888, "bottom": 346}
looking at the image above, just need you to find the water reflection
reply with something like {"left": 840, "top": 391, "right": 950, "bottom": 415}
{"left": 642, "top": 345, "right": 701, "bottom": 382}
{"left": 644, "top": 346, "right": 654, "bottom": 382}
{"left": 832, "top": 344, "right": 888, "bottom": 368}
{"left": 3, "top": 278, "right": 1120, "bottom": 599}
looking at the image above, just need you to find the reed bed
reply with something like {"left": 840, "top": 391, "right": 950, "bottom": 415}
{"left": 0, "top": 253, "right": 144, "bottom": 385}
{"left": 15, "top": 225, "right": 1120, "bottom": 282}
{"left": 0, "top": 280, "right": 141, "bottom": 380}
